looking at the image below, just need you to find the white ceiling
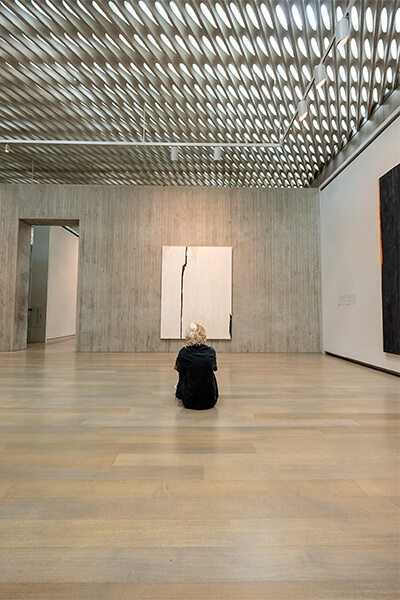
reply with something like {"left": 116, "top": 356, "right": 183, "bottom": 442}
{"left": 0, "top": 0, "right": 399, "bottom": 187}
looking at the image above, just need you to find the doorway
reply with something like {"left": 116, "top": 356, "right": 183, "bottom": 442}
{"left": 15, "top": 219, "right": 80, "bottom": 351}
{"left": 28, "top": 225, "right": 79, "bottom": 344}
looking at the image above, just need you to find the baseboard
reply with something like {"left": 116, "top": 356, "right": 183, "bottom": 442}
{"left": 46, "top": 335, "right": 76, "bottom": 344}
{"left": 324, "top": 352, "right": 400, "bottom": 377}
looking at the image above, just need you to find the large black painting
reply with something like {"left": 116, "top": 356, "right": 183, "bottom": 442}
{"left": 379, "top": 163, "right": 400, "bottom": 355}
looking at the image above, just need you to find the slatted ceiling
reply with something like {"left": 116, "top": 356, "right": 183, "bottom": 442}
{"left": 0, "top": 1, "right": 399, "bottom": 188}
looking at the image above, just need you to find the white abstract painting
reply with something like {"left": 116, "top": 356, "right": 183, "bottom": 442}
{"left": 161, "top": 246, "right": 232, "bottom": 340}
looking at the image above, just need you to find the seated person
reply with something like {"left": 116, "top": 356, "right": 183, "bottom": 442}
{"left": 174, "top": 322, "right": 219, "bottom": 410}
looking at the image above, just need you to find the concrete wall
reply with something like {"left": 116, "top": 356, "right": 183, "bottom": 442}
{"left": 320, "top": 116, "right": 400, "bottom": 374}
{"left": 0, "top": 185, "right": 321, "bottom": 353}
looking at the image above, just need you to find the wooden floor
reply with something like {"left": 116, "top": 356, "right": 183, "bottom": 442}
{"left": 0, "top": 338, "right": 399, "bottom": 600}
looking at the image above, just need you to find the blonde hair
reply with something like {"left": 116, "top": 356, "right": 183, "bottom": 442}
{"left": 185, "top": 322, "right": 207, "bottom": 346}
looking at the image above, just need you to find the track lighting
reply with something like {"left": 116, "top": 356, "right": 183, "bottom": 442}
{"left": 314, "top": 64, "right": 327, "bottom": 89}
{"left": 213, "top": 146, "right": 222, "bottom": 161}
{"left": 5, "top": 143, "right": 10, "bottom": 153}
{"left": 297, "top": 100, "right": 308, "bottom": 122}
{"left": 171, "top": 147, "right": 178, "bottom": 161}
{"left": 336, "top": 16, "right": 350, "bottom": 47}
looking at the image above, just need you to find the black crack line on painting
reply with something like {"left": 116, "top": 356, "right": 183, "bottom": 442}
{"left": 180, "top": 246, "right": 188, "bottom": 339}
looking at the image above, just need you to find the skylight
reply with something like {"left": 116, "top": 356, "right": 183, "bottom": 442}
{"left": 0, "top": 0, "right": 397, "bottom": 188}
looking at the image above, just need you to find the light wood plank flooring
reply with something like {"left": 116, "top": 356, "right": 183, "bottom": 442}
{"left": 0, "top": 338, "right": 399, "bottom": 600}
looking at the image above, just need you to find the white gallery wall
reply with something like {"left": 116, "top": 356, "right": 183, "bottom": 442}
{"left": 29, "top": 226, "right": 78, "bottom": 343}
{"left": 46, "top": 227, "right": 79, "bottom": 341}
{"left": 320, "top": 116, "right": 400, "bottom": 374}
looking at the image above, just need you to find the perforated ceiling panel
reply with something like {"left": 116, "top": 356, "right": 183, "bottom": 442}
{"left": 0, "top": 0, "right": 399, "bottom": 187}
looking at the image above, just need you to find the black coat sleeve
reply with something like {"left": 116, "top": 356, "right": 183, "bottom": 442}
{"left": 211, "top": 349, "right": 218, "bottom": 371}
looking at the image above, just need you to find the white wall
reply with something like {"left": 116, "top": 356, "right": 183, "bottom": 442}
{"left": 320, "top": 116, "right": 400, "bottom": 373}
{"left": 46, "top": 227, "right": 79, "bottom": 340}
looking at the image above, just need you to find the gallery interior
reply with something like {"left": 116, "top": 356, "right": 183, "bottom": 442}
{"left": 0, "top": 1, "right": 399, "bottom": 598}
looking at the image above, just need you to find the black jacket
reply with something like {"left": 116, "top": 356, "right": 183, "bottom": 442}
{"left": 175, "top": 345, "right": 219, "bottom": 410}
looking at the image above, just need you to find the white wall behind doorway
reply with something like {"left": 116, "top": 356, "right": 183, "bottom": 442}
{"left": 29, "top": 226, "right": 79, "bottom": 342}
{"left": 46, "top": 226, "right": 79, "bottom": 340}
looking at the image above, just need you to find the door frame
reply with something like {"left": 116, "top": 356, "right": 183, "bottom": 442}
{"left": 15, "top": 218, "right": 79, "bottom": 351}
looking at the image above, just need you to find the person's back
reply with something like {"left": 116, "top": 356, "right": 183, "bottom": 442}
{"left": 174, "top": 323, "right": 219, "bottom": 410}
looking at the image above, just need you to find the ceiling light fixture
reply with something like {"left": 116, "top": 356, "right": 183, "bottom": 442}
{"left": 5, "top": 143, "right": 10, "bottom": 153}
{"left": 297, "top": 100, "right": 308, "bottom": 122}
{"left": 213, "top": 147, "right": 222, "bottom": 161}
{"left": 314, "top": 64, "right": 327, "bottom": 89}
{"left": 171, "top": 147, "right": 178, "bottom": 161}
{"left": 336, "top": 16, "right": 350, "bottom": 47}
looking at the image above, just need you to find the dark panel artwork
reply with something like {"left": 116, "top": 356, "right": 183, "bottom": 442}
{"left": 379, "top": 163, "right": 400, "bottom": 355}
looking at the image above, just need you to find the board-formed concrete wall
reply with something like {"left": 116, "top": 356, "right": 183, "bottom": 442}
{"left": 0, "top": 185, "right": 321, "bottom": 353}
